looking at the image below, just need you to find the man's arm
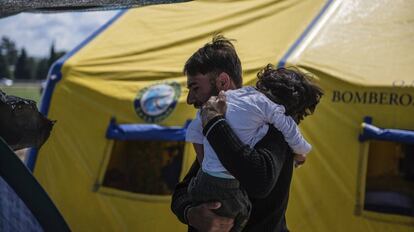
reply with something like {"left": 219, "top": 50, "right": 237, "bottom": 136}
{"left": 171, "top": 158, "right": 235, "bottom": 232}
{"left": 203, "top": 116, "right": 290, "bottom": 198}
{"left": 171, "top": 160, "right": 199, "bottom": 224}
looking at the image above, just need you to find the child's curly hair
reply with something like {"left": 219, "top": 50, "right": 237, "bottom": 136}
{"left": 256, "top": 64, "right": 323, "bottom": 123}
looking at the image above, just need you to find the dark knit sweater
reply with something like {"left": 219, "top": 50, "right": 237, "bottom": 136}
{"left": 171, "top": 116, "right": 293, "bottom": 232}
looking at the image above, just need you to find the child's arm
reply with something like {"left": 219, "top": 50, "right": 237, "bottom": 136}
{"left": 192, "top": 143, "right": 204, "bottom": 164}
{"left": 262, "top": 102, "right": 311, "bottom": 155}
{"left": 271, "top": 112, "right": 311, "bottom": 155}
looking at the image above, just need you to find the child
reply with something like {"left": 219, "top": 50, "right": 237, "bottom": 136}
{"left": 185, "top": 65, "right": 322, "bottom": 232}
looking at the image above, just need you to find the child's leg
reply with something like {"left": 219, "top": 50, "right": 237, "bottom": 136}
{"left": 214, "top": 189, "right": 250, "bottom": 232}
{"left": 188, "top": 170, "right": 251, "bottom": 232}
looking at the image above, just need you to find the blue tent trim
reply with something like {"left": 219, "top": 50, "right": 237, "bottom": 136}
{"left": 106, "top": 118, "right": 190, "bottom": 141}
{"left": 277, "top": 0, "right": 334, "bottom": 68}
{"left": 26, "top": 9, "right": 128, "bottom": 171}
{"left": 359, "top": 117, "right": 414, "bottom": 144}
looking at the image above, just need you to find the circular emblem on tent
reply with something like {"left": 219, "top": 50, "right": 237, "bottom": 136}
{"left": 134, "top": 82, "right": 181, "bottom": 123}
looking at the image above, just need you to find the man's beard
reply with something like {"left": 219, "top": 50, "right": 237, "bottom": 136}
{"left": 194, "top": 85, "right": 219, "bottom": 109}
{"left": 210, "top": 84, "right": 219, "bottom": 97}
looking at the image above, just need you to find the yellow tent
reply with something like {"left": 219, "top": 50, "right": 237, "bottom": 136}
{"left": 285, "top": 0, "right": 414, "bottom": 231}
{"left": 28, "top": 0, "right": 414, "bottom": 231}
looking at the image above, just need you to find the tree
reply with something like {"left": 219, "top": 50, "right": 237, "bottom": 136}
{"left": 47, "top": 43, "right": 65, "bottom": 68}
{"left": 48, "top": 43, "right": 57, "bottom": 67}
{"left": 1, "top": 37, "right": 18, "bottom": 66}
{"left": 14, "top": 48, "right": 32, "bottom": 80}
{"left": 27, "top": 57, "right": 36, "bottom": 80}
{"left": 0, "top": 53, "right": 11, "bottom": 79}
{"left": 35, "top": 58, "right": 49, "bottom": 80}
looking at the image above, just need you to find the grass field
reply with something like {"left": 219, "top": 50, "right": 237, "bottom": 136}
{"left": 1, "top": 83, "right": 42, "bottom": 104}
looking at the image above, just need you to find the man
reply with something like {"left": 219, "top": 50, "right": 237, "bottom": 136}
{"left": 171, "top": 35, "right": 294, "bottom": 232}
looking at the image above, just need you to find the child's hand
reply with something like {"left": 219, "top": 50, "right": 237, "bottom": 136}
{"left": 200, "top": 91, "right": 227, "bottom": 127}
{"left": 294, "top": 154, "right": 306, "bottom": 168}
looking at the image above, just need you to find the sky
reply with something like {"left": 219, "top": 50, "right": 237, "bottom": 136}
{"left": 0, "top": 10, "right": 119, "bottom": 58}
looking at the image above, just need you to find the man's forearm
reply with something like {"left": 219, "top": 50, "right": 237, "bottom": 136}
{"left": 171, "top": 161, "right": 199, "bottom": 224}
{"left": 203, "top": 116, "right": 289, "bottom": 198}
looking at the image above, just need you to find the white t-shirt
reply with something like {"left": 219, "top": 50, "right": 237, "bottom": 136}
{"left": 186, "top": 86, "right": 311, "bottom": 175}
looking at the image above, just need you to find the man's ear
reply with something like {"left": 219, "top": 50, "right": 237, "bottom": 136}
{"left": 216, "top": 72, "right": 234, "bottom": 91}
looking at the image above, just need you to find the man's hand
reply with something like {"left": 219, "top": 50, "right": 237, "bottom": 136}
{"left": 187, "top": 202, "right": 234, "bottom": 232}
{"left": 201, "top": 91, "right": 227, "bottom": 127}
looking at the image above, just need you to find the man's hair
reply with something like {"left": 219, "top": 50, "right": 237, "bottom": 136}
{"left": 183, "top": 35, "right": 243, "bottom": 88}
{"left": 256, "top": 64, "right": 324, "bottom": 123}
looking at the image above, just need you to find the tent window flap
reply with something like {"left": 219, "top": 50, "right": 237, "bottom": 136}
{"left": 358, "top": 117, "right": 414, "bottom": 218}
{"left": 100, "top": 118, "right": 189, "bottom": 196}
